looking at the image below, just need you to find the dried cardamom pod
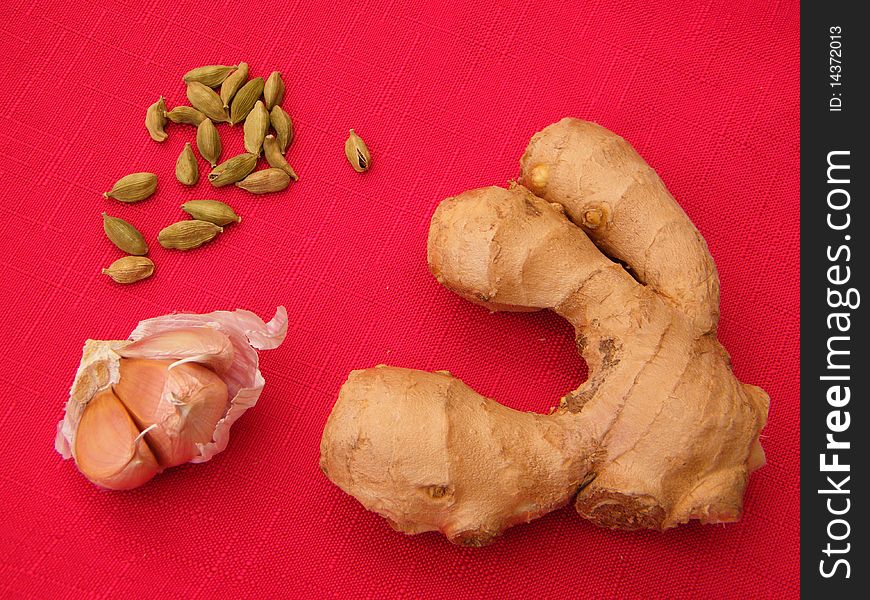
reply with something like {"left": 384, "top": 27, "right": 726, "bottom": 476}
{"left": 183, "top": 64, "right": 237, "bottom": 88}
{"left": 220, "top": 62, "right": 249, "bottom": 109}
{"left": 164, "top": 106, "right": 207, "bottom": 126}
{"left": 102, "top": 213, "right": 148, "bottom": 256}
{"left": 102, "top": 256, "right": 155, "bottom": 284}
{"left": 344, "top": 129, "right": 371, "bottom": 173}
{"left": 176, "top": 143, "right": 199, "bottom": 186}
{"left": 104, "top": 172, "right": 158, "bottom": 203}
{"left": 196, "top": 118, "right": 222, "bottom": 167}
{"left": 158, "top": 220, "right": 222, "bottom": 250}
{"left": 181, "top": 200, "right": 241, "bottom": 226}
{"left": 145, "top": 96, "right": 167, "bottom": 142}
{"left": 208, "top": 153, "right": 257, "bottom": 187}
{"left": 187, "top": 82, "right": 228, "bottom": 123}
{"left": 263, "top": 135, "right": 298, "bottom": 181}
{"left": 243, "top": 101, "right": 269, "bottom": 156}
{"left": 270, "top": 106, "right": 294, "bottom": 153}
{"left": 264, "top": 71, "right": 285, "bottom": 110}
{"left": 236, "top": 168, "right": 291, "bottom": 194}
{"left": 229, "top": 77, "right": 264, "bottom": 125}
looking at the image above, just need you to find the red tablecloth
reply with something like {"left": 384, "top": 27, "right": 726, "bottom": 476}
{"left": 0, "top": 0, "right": 799, "bottom": 597}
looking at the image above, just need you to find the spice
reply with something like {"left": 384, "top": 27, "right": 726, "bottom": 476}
{"left": 158, "top": 220, "right": 222, "bottom": 250}
{"left": 164, "top": 106, "right": 207, "bottom": 126}
{"left": 145, "top": 96, "right": 168, "bottom": 142}
{"left": 102, "top": 213, "right": 148, "bottom": 255}
{"left": 270, "top": 106, "right": 294, "bottom": 153}
{"left": 183, "top": 64, "right": 236, "bottom": 88}
{"left": 208, "top": 153, "right": 257, "bottom": 187}
{"left": 220, "top": 62, "right": 249, "bottom": 109}
{"left": 230, "top": 77, "right": 264, "bottom": 125}
{"left": 264, "top": 71, "right": 285, "bottom": 110}
{"left": 186, "top": 82, "right": 228, "bottom": 123}
{"left": 181, "top": 200, "right": 241, "bottom": 226}
{"left": 243, "top": 101, "right": 269, "bottom": 156}
{"left": 176, "top": 143, "right": 199, "bottom": 186}
{"left": 263, "top": 135, "right": 298, "bottom": 181}
{"left": 196, "top": 118, "right": 222, "bottom": 167}
{"left": 104, "top": 172, "right": 158, "bottom": 203}
{"left": 344, "top": 129, "right": 371, "bottom": 173}
{"left": 236, "top": 168, "right": 291, "bottom": 194}
{"left": 55, "top": 307, "right": 288, "bottom": 489}
{"left": 102, "top": 256, "right": 155, "bottom": 283}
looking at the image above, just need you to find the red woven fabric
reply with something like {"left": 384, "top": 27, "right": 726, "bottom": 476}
{"left": 0, "top": 0, "right": 799, "bottom": 597}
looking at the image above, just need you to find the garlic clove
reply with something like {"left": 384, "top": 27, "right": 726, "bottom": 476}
{"left": 113, "top": 358, "right": 182, "bottom": 466}
{"left": 113, "top": 358, "right": 174, "bottom": 424}
{"left": 116, "top": 327, "right": 234, "bottom": 374}
{"left": 74, "top": 388, "right": 160, "bottom": 490}
{"left": 113, "top": 358, "right": 228, "bottom": 467}
{"left": 129, "top": 307, "right": 288, "bottom": 463}
{"left": 166, "top": 361, "right": 229, "bottom": 457}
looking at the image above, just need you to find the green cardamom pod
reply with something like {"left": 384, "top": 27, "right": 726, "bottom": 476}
{"left": 196, "top": 118, "right": 222, "bottom": 167}
{"left": 145, "top": 96, "right": 167, "bottom": 142}
{"left": 264, "top": 71, "right": 285, "bottom": 110}
{"left": 102, "top": 213, "right": 148, "bottom": 255}
{"left": 270, "top": 106, "right": 294, "bottom": 153}
{"left": 236, "top": 168, "right": 291, "bottom": 194}
{"left": 243, "top": 101, "right": 270, "bottom": 156}
{"left": 181, "top": 200, "right": 241, "bottom": 226}
{"left": 102, "top": 256, "right": 154, "bottom": 284}
{"left": 263, "top": 135, "right": 298, "bottom": 181}
{"left": 158, "top": 220, "right": 222, "bottom": 250}
{"left": 229, "top": 77, "right": 264, "bottom": 125}
{"left": 103, "top": 172, "right": 158, "bottom": 202}
{"left": 176, "top": 143, "right": 199, "bottom": 186}
{"left": 207, "top": 153, "right": 257, "bottom": 187}
{"left": 344, "top": 129, "right": 371, "bottom": 173}
{"left": 220, "top": 62, "right": 249, "bottom": 109}
{"left": 183, "top": 64, "right": 237, "bottom": 88}
{"left": 164, "top": 105, "right": 207, "bottom": 126}
{"left": 187, "top": 82, "right": 228, "bottom": 123}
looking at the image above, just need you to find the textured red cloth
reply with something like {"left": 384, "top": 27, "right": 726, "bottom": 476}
{"left": 0, "top": 0, "right": 799, "bottom": 597}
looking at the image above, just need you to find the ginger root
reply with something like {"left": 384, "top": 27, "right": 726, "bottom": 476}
{"left": 320, "top": 118, "right": 769, "bottom": 546}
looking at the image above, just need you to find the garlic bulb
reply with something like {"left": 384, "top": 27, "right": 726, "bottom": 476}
{"left": 55, "top": 307, "right": 287, "bottom": 489}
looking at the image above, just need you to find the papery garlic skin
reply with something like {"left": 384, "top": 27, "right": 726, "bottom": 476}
{"left": 117, "top": 327, "right": 235, "bottom": 374}
{"left": 56, "top": 307, "right": 287, "bottom": 489}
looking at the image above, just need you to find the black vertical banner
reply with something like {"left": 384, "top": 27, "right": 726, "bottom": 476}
{"left": 801, "top": 2, "right": 868, "bottom": 595}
